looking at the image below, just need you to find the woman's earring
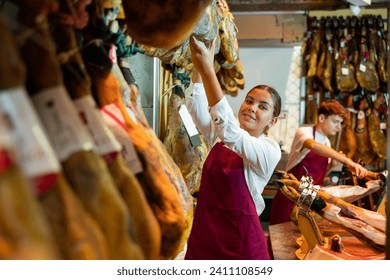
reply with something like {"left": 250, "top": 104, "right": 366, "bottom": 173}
{"left": 263, "top": 125, "right": 270, "bottom": 135}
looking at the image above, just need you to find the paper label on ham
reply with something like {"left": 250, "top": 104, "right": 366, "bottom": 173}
{"left": 0, "top": 87, "right": 60, "bottom": 175}
{"left": 357, "top": 110, "right": 365, "bottom": 120}
{"left": 341, "top": 67, "right": 349, "bottom": 76}
{"left": 101, "top": 103, "right": 143, "bottom": 174}
{"left": 178, "top": 104, "right": 201, "bottom": 147}
{"left": 109, "top": 44, "right": 117, "bottom": 64}
{"left": 73, "top": 95, "right": 121, "bottom": 156}
{"left": 359, "top": 63, "right": 367, "bottom": 72}
{"left": 31, "top": 86, "right": 96, "bottom": 161}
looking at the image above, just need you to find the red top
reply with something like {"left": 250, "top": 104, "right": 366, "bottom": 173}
{"left": 185, "top": 142, "right": 269, "bottom": 260}
{"left": 269, "top": 126, "right": 329, "bottom": 225}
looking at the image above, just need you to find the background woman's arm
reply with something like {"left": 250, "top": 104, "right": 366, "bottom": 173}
{"left": 302, "top": 139, "right": 368, "bottom": 178}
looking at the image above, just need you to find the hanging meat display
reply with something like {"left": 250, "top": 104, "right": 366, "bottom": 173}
{"left": 302, "top": 15, "right": 388, "bottom": 169}
{"left": 0, "top": 0, "right": 227, "bottom": 260}
{"left": 3, "top": 0, "right": 387, "bottom": 262}
{"left": 49, "top": 0, "right": 162, "bottom": 260}
{"left": 0, "top": 6, "right": 111, "bottom": 260}
{"left": 80, "top": 0, "right": 193, "bottom": 260}
{"left": 14, "top": 0, "right": 145, "bottom": 260}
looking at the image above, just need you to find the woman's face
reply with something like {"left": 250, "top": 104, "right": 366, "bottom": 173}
{"left": 238, "top": 88, "right": 277, "bottom": 137}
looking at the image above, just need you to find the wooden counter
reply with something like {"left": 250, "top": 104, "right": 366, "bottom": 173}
{"left": 268, "top": 219, "right": 384, "bottom": 260}
{"left": 268, "top": 222, "right": 302, "bottom": 260}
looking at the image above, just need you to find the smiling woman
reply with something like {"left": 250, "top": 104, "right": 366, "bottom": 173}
{"left": 239, "top": 85, "right": 281, "bottom": 137}
{"left": 182, "top": 36, "right": 282, "bottom": 260}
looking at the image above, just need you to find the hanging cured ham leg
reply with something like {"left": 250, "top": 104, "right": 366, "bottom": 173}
{"left": 353, "top": 98, "right": 376, "bottom": 165}
{"left": 356, "top": 23, "right": 379, "bottom": 92}
{"left": 0, "top": 133, "right": 60, "bottom": 260}
{"left": 122, "top": 0, "right": 212, "bottom": 49}
{"left": 163, "top": 72, "right": 209, "bottom": 195}
{"left": 368, "top": 93, "right": 386, "bottom": 161}
{"left": 0, "top": 150, "right": 58, "bottom": 260}
{"left": 114, "top": 65, "right": 195, "bottom": 258}
{"left": 339, "top": 95, "right": 357, "bottom": 159}
{"left": 335, "top": 18, "right": 357, "bottom": 93}
{"left": 217, "top": 0, "right": 239, "bottom": 66}
{"left": 1, "top": 8, "right": 109, "bottom": 259}
{"left": 89, "top": 68, "right": 186, "bottom": 259}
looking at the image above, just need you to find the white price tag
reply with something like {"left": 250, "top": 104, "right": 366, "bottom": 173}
{"left": 0, "top": 87, "right": 60, "bottom": 178}
{"left": 74, "top": 95, "right": 121, "bottom": 156}
{"left": 357, "top": 110, "right": 365, "bottom": 120}
{"left": 341, "top": 67, "right": 349, "bottom": 75}
{"left": 32, "top": 86, "right": 95, "bottom": 161}
{"left": 179, "top": 104, "right": 201, "bottom": 147}
{"left": 101, "top": 103, "right": 143, "bottom": 174}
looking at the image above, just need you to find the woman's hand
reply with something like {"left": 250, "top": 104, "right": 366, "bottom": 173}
{"left": 189, "top": 36, "right": 224, "bottom": 107}
{"left": 189, "top": 36, "right": 216, "bottom": 77}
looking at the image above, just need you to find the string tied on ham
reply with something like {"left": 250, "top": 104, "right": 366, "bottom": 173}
{"left": 11, "top": 16, "right": 51, "bottom": 50}
{"left": 57, "top": 47, "right": 79, "bottom": 64}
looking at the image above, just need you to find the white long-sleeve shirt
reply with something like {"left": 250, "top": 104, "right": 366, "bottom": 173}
{"left": 185, "top": 82, "right": 281, "bottom": 215}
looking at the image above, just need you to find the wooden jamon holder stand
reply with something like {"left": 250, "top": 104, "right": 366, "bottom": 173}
{"left": 290, "top": 172, "right": 387, "bottom": 259}
{"left": 290, "top": 175, "right": 328, "bottom": 258}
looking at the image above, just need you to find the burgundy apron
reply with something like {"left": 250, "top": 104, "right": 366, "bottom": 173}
{"left": 185, "top": 142, "right": 269, "bottom": 260}
{"left": 269, "top": 126, "right": 329, "bottom": 225}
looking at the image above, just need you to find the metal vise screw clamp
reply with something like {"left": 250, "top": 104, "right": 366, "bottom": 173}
{"left": 296, "top": 174, "right": 320, "bottom": 210}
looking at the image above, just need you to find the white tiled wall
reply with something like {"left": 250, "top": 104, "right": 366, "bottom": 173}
{"left": 268, "top": 47, "right": 302, "bottom": 154}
